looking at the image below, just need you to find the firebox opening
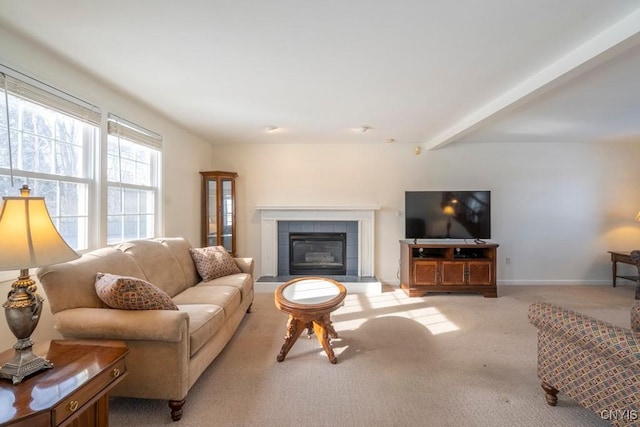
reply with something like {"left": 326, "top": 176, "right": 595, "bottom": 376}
{"left": 289, "top": 232, "right": 347, "bottom": 275}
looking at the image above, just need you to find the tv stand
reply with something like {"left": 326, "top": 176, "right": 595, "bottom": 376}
{"left": 399, "top": 240, "right": 498, "bottom": 298}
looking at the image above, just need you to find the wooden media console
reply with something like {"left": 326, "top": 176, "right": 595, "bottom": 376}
{"left": 400, "top": 240, "right": 499, "bottom": 298}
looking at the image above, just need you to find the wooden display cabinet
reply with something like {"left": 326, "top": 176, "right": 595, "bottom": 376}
{"left": 199, "top": 171, "right": 237, "bottom": 255}
{"left": 400, "top": 240, "right": 498, "bottom": 297}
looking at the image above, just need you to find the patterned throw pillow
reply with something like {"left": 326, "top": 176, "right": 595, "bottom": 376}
{"left": 189, "top": 246, "right": 241, "bottom": 281}
{"left": 632, "top": 301, "right": 640, "bottom": 333}
{"left": 95, "top": 273, "right": 178, "bottom": 310}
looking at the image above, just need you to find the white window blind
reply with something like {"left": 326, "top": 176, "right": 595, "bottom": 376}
{"left": 0, "top": 72, "right": 101, "bottom": 126}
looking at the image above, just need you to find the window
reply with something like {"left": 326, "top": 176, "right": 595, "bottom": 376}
{"left": 0, "top": 72, "right": 99, "bottom": 251}
{"left": 0, "top": 69, "right": 163, "bottom": 250}
{"left": 107, "top": 115, "right": 162, "bottom": 245}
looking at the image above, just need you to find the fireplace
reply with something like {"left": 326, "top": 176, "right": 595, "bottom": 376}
{"left": 289, "top": 232, "right": 347, "bottom": 275}
{"left": 256, "top": 206, "right": 378, "bottom": 278}
{"left": 256, "top": 206, "right": 382, "bottom": 294}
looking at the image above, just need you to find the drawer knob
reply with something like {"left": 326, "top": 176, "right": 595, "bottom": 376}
{"left": 68, "top": 400, "right": 79, "bottom": 412}
{"left": 111, "top": 368, "right": 121, "bottom": 378}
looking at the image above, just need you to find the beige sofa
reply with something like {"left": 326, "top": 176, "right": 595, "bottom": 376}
{"left": 36, "top": 237, "right": 254, "bottom": 421}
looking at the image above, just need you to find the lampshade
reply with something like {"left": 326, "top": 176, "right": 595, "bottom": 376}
{"left": 443, "top": 205, "right": 455, "bottom": 216}
{"left": 0, "top": 195, "right": 79, "bottom": 270}
{"left": 636, "top": 211, "right": 640, "bottom": 222}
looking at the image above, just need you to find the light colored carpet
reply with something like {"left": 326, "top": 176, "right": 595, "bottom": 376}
{"left": 109, "top": 283, "right": 637, "bottom": 426}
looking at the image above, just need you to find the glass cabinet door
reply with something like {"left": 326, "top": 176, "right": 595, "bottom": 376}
{"left": 206, "top": 179, "right": 218, "bottom": 247}
{"left": 220, "top": 178, "right": 234, "bottom": 252}
{"left": 200, "top": 171, "right": 238, "bottom": 255}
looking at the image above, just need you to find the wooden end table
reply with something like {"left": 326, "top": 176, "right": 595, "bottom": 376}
{"left": 274, "top": 277, "right": 347, "bottom": 364}
{"left": 608, "top": 251, "right": 639, "bottom": 287}
{"left": 0, "top": 340, "right": 128, "bottom": 427}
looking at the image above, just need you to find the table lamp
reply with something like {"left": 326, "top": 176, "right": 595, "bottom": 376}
{"left": 0, "top": 184, "right": 79, "bottom": 384}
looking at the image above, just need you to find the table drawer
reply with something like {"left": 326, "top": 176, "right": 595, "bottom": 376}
{"left": 53, "top": 358, "right": 126, "bottom": 425}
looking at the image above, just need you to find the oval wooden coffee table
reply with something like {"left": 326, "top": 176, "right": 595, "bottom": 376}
{"left": 274, "top": 277, "right": 347, "bottom": 364}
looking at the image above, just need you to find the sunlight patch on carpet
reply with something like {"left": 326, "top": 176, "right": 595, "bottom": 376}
{"left": 377, "top": 307, "right": 459, "bottom": 335}
{"left": 333, "top": 291, "right": 459, "bottom": 335}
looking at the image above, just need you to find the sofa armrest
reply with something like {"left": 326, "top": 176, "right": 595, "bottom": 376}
{"left": 53, "top": 307, "right": 189, "bottom": 342}
{"left": 528, "top": 302, "right": 640, "bottom": 369}
{"left": 234, "top": 257, "right": 254, "bottom": 276}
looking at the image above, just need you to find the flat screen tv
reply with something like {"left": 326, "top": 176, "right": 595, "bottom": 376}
{"left": 405, "top": 191, "right": 491, "bottom": 240}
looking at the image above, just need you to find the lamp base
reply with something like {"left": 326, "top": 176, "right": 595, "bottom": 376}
{"left": 0, "top": 341, "right": 53, "bottom": 384}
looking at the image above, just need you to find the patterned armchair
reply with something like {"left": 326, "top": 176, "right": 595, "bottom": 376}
{"left": 528, "top": 302, "right": 640, "bottom": 426}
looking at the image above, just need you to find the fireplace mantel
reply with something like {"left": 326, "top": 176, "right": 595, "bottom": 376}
{"left": 257, "top": 206, "right": 379, "bottom": 278}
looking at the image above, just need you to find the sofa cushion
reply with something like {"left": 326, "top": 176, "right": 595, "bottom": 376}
{"left": 37, "top": 247, "right": 147, "bottom": 314}
{"left": 116, "top": 239, "right": 193, "bottom": 297}
{"left": 199, "top": 273, "right": 253, "bottom": 301}
{"left": 189, "top": 246, "right": 241, "bottom": 280}
{"left": 95, "top": 273, "right": 178, "bottom": 311}
{"left": 172, "top": 285, "right": 241, "bottom": 317}
{"left": 177, "top": 304, "right": 226, "bottom": 356}
{"left": 632, "top": 301, "right": 640, "bottom": 333}
{"left": 153, "top": 237, "right": 200, "bottom": 288}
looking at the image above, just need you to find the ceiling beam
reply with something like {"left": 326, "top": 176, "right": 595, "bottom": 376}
{"left": 423, "top": 7, "right": 640, "bottom": 151}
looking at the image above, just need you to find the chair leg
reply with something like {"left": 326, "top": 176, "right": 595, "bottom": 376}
{"left": 169, "top": 399, "right": 185, "bottom": 421}
{"left": 541, "top": 381, "right": 558, "bottom": 406}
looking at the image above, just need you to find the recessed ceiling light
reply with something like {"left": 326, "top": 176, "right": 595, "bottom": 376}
{"left": 356, "top": 125, "right": 372, "bottom": 133}
{"left": 386, "top": 138, "right": 395, "bottom": 143}
{"left": 264, "top": 125, "right": 278, "bottom": 133}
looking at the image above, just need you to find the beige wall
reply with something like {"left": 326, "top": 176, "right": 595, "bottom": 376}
{"left": 210, "top": 140, "right": 640, "bottom": 285}
{"left": 0, "top": 25, "right": 214, "bottom": 347}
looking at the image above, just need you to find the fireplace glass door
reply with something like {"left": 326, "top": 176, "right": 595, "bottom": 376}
{"left": 289, "top": 233, "right": 347, "bottom": 275}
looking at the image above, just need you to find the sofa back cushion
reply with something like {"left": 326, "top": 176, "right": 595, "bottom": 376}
{"left": 153, "top": 237, "right": 200, "bottom": 287}
{"left": 115, "top": 238, "right": 198, "bottom": 297}
{"left": 37, "top": 247, "right": 145, "bottom": 314}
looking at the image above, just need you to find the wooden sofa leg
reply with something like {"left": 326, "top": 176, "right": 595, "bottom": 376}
{"left": 541, "top": 381, "right": 559, "bottom": 406}
{"left": 169, "top": 399, "right": 185, "bottom": 421}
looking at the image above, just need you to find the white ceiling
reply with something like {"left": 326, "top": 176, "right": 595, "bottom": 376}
{"left": 1, "top": 1, "right": 640, "bottom": 149}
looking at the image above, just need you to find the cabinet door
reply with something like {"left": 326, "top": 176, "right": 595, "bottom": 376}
{"left": 220, "top": 178, "right": 234, "bottom": 253}
{"left": 441, "top": 261, "right": 465, "bottom": 285}
{"left": 413, "top": 260, "right": 439, "bottom": 285}
{"left": 205, "top": 179, "right": 218, "bottom": 247}
{"left": 467, "top": 261, "right": 492, "bottom": 285}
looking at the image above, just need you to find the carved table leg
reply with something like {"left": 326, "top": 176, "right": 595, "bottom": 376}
{"left": 322, "top": 313, "right": 338, "bottom": 339}
{"left": 169, "top": 399, "right": 185, "bottom": 421}
{"left": 313, "top": 314, "right": 338, "bottom": 364}
{"left": 277, "top": 316, "right": 306, "bottom": 362}
{"left": 541, "top": 381, "right": 559, "bottom": 406}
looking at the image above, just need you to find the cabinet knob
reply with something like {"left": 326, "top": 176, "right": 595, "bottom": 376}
{"left": 68, "top": 400, "right": 79, "bottom": 412}
{"left": 111, "top": 367, "right": 121, "bottom": 378}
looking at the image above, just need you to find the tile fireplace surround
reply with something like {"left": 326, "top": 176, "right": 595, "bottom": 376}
{"left": 255, "top": 206, "right": 381, "bottom": 294}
